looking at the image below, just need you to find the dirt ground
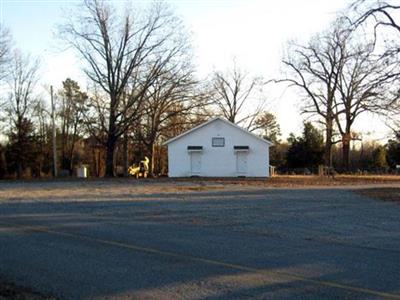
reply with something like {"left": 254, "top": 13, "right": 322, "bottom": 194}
{"left": 0, "top": 175, "right": 399, "bottom": 202}
{"left": 222, "top": 174, "right": 400, "bottom": 187}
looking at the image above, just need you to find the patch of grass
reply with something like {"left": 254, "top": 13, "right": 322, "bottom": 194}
{"left": 355, "top": 188, "right": 400, "bottom": 204}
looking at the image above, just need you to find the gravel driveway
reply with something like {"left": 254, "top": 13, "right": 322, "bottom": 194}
{"left": 0, "top": 185, "right": 399, "bottom": 299}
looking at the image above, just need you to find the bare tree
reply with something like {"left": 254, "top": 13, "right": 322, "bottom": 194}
{"left": 32, "top": 99, "right": 52, "bottom": 177}
{"left": 139, "top": 67, "right": 207, "bottom": 175}
{"left": 58, "top": 78, "right": 88, "bottom": 174}
{"left": 0, "top": 24, "right": 12, "bottom": 81}
{"left": 335, "top": 38, "right": 400, "bottom": 170}
{"left": 4, "top": 51, "right": 40, "bottom": 178}
{"left": 352, "top": 1, "right": 400, "bottom": 33}
{"left": 352, "top": 1, "right": 400, "bottom": 122}
{"left": 276, "top": 20, "right": 349, "bottom": 167}
{"left": 280, "top": 14, "right": 400, "bottom": 170}
{"left": 211, "top": 61, "right": 265, "bottom": 131}
{"left": 160, "top": 101, "right": 213, "bottom": 140}
{"left": 60, "top": 0, "right": 189, "bottom": 176}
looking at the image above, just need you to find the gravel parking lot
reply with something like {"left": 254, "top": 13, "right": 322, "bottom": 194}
{"left": 0, "top": 181, "right": 399, "bottom": 299}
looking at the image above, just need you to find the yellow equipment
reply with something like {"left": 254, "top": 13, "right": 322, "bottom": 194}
{"left": 128, "top": 156, "right": 150, "bottom": 178}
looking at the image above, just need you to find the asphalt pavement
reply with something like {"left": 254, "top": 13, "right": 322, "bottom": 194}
{"left": 0, "top": 188, "right": 399, "bottom": 299}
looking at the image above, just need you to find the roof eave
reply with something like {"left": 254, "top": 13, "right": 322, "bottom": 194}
{"left": 163, "top": 116, "right": 274, "bottom": 146}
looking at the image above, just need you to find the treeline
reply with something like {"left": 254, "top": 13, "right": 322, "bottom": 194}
{"left": 0, "top": 0, "right": 399, "bottom": 178}
{"left": 270, "top": 123, "right": 400, "bottom": 174}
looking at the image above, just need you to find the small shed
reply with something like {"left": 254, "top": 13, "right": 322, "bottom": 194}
{"left": 164, "top": 117, "right": 273, "bottom": 177}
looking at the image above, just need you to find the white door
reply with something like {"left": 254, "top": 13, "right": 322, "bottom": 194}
{"left": 236, "top": 152, "right": 248, "bottom": 174}
{"left": 190, "top": 152, "right": 202, "bottom": 175}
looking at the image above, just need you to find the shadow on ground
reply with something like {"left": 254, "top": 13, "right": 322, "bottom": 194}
{"left": 0, "top": 188, "right": 399, "bottom": 299}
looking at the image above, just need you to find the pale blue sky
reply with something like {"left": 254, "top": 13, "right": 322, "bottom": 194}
{"left": 0, "top": 0, "right": 391, "bottom": 140}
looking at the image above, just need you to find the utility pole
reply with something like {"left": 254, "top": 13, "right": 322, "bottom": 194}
{"left": 51, "top": 85, "right": 58, "bottom": 177}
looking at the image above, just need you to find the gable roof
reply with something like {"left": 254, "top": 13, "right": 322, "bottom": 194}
{"left": 163, "top": 117, "right": 273, "bottom": 146}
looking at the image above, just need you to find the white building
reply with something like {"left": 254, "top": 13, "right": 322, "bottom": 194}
{"left": 164, "top": 117, "right": 273, "bottom": 177}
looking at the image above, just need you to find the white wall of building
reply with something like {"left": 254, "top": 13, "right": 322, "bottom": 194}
{"left": 166, "top": 118, "right": 270, "bottom": 177}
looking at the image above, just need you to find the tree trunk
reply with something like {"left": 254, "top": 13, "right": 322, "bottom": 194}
{"left": 105, "top": 135, "right": 116, "bottom": 177}
{"left": 324, "top": 124, "right": 333, "bottom": 167}
{"left": 16, "top": 161, "right": 22, "bottom": 179}
{"left": 105, "top": 102, "right": 117, "bottom": 177}
{"left": 68, "top": 128, "right": 78, "bottom": 175}
{"left": 92, "top": 148, "right": 101, "bottom": 178}
{"left": 68, "top": 140, "right": 75, "bottom": 176}
{"left": 16, "top": 123, "right": 22, "bottom": 179}
{"left": 342, "top": 133, "right": 351, "bottom": 172}
{"left": 0, "top": 149, "right": 7, "bottom": 179}
{"left": 123, "top": 133, "right": 129, "bottom": 177}
{"left": 150, "top": 142, "right": 156, "bottom": 177}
